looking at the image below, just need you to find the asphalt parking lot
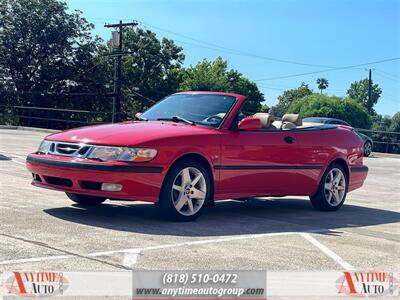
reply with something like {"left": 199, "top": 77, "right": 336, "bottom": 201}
{"left": 0, "top": 128, "right": 399, "bottom": 272}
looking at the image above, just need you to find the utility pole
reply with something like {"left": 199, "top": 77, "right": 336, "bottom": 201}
{"left": 104, "top": 20, "right": 137, "bottom": 122}
{"left": 368, "top": 68, "right": 372, "bottom": 114}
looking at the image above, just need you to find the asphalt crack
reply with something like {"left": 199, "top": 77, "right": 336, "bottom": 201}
{"left": 0, "top": 232, "right": 133, "bottom": 270}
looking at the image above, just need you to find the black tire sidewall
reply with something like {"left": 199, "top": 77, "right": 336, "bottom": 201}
{"left": 310, "top": 163, "right": 348, "bottom": 211}
{"left": 158, "top": 159, "right": 211, "bottom": 221}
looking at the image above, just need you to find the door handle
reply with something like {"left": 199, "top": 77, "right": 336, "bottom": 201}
{"left": 284, "top": 136, "right": 295, "bottom": 144}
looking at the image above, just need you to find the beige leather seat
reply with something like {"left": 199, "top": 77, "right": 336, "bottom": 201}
{"left": 253, "top": 113, "right": 275, "bottom": 129}
{"left": 281, "top": 114, "right": 302, "bottom": 130}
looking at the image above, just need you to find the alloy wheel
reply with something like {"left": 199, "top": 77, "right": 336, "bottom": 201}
{"left": 324, "top": 168, "right": 346, "bottom": 206}
{"left": 364, "top": 142, "right": 372, "bottom": 156}
{"left": 171, "top": 167, "right": 207, "bottom": 216}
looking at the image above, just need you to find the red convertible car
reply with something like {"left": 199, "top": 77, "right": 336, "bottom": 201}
{"left": 26, "top": 92, "right": 368, "bottom": 221}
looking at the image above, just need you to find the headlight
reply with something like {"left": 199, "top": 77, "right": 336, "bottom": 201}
{"left": 87, "top": 147, "right": 157, "bottom": 162}
{"left": 37, "top": 140, "right": 53, "bottom": 154}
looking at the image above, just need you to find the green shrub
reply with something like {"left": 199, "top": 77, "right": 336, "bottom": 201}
{"left": 288, "top": 94, "right": 371, "bottom": 129}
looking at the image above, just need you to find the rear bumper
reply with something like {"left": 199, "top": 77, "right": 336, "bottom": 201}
{"left": 26, "top": 154, "right": 165, "bottom": 202}
{"left": 348, "top": 165, "right": 368, "bottom": 192}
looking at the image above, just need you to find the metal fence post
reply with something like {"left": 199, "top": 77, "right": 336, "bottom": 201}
{"left": 28, "top": 109, "right": 31, "bottom": 127}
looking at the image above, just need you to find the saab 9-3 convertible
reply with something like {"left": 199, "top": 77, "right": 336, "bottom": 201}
{"left": 26, "top": 92, "right": 368, "bottom": 221}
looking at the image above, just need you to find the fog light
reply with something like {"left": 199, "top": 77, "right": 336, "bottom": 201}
{"left": 101, "top": 183, "right": 122, "bottom": 192}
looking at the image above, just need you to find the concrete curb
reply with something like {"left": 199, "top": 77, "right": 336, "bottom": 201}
{"left": 0, "top": 125, "right": 59, "bottom": 133}
{"left": 370, "top": 152, "right": 400, "bottom": 159}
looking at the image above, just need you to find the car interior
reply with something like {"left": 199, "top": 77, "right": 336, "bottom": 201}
{"left": 249, "top": 113, "right": 324, "bottom": 131}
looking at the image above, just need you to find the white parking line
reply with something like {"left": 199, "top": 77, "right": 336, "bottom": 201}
{"left": 300, "top": 232, "right": 355, "bottom": 270}
{"left": 94, "top": 230, "right": 302, "bottom": 257}
{"left": 0, "top": 151, "right": 26, "bottom": 166}
{"left": 10, "top": 158, "right": 25, "bottom": 166}
{"left": 122, "top": 250, "right": 142, "bottom": 268}
{"left": 0, "top": 229, "right": 340, "bottom": 267}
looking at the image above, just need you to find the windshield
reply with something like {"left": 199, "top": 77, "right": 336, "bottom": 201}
{"left": 140, "top": 94, "right": 236, "bottom": 127}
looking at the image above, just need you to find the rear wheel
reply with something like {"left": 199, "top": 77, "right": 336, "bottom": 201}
{"left": 364, "top": 141, "right": 372, "bottom": 157}
{"left": 158, "top": 159, "right": 211, "bottom": 221}
{"left": 66, "top": 193, "right": 106, "bottom": 206}
{"left": 310, "top": 164, "right": 347, "bottom": 211}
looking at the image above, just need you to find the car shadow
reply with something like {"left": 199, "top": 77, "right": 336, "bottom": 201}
{"left": 43, "top": 198, "right": 400, "bottom": 237}
{"left": 0, "top": 154, "right": 11, "bottom": 161}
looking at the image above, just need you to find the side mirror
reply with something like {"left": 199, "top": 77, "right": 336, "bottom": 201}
{"left": 135, "top": 112, "right": 142, "bottom": 120}
{"left": 238, "top": 117, "right": 261, "bottom": 130}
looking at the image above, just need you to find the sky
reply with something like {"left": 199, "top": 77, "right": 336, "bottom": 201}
{"left": 65, "top": 0, "right": 400, "bottom": 116}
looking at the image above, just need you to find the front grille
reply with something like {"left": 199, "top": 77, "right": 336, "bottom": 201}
{"left": 47, "top": 142, "right": 92, "bottom": 157}
{"left": 44, "top": 176, "right": 73, "bottom": 187}
{"left": 56, "top": 143, "right": 81, "bottom": 155}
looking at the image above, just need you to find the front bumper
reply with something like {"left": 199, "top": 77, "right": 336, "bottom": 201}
{"left": 26, "top": 154, "right": 165, "bottom": 202}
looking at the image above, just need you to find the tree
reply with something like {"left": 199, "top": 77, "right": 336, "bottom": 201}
{"left": 390, "top": 112, "right": 400, "bottom": 133}
{"left": 277, "top": 83, "right": 312, "bottom": 109}
{"left": 0, "top": 0, "right": 104, "bottom": 101}
{"left": 180, "top": 57, "right": 264, "bottom": 114}
{"left": 288, "top": 94, "right": 372, "bottom": 129}
{"left": 260, "top": 104, "right": 270, "bottom": 113}
{"left": 347, "top": 78, "right": 382, "bottom": 113}
{"left": 370, "top": 114, "right": 400, "bottom": 153}
{"left": 271, "top": 83, "right": 313, "bottom": 117}
{"left": 269, "top": 103, "right": 287, "bottom": 118}
{"left": 316, "top": 78, "right": 329, "bottom": 94}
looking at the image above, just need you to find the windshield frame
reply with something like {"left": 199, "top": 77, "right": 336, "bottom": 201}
{"left": 303, "top": 117, "right": 327, "bottom": 123}
{"left": 140, "top": 93, "right": 238, "bottom": 129}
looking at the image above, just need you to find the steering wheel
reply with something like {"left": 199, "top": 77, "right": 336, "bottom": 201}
{"left": 203, "top": 115, "right": 223, "bottom": 124}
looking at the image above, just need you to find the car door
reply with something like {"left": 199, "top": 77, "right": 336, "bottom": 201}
{"left": 217, "top": 128, "right": 323, "bottom": 199}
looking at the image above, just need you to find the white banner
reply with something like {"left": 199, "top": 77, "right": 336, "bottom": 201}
{"left": 2, "top": 271, "right": 399, "bottom": 299}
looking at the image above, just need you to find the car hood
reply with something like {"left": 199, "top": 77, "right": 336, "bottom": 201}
{"left": 46, "top": 121, "right": 216, "bottom": 146}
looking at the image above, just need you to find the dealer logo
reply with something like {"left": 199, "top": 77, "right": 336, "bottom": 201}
{"left": 336, "top": 271, "right": 398, "bottom": 297}
{"left": 5, "top": 271, "right": 69, "bottom": 297}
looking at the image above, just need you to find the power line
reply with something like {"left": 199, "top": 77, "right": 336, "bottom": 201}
{"left": 127, "top": 89, "right": 158, "bottom": 104}
{"left": 374, "top": 68, "right": 399, "bottom": 79}
{"left": 85, "top": 17, "right": 399, "bottom": 108}
{"left": 374, "top": 70, "right": 399, "bottom": 82}
{"left": 255, "top": 58, "right": 400, "bottom": 81}
{"left": 86, "top": 17, "right": 340, "bottom": 68}
{"left": 88, "top": 17, "right": 398, "bottom": 86}
{"left": 138, "top": 21, "right": 338, "bottom": 68}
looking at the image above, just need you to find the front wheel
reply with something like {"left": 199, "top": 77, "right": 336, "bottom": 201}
{"left": 158, "top": 160, "right": 211, "bottom": 221}
{"left": 66, "top": 193, "right": 106, "bottom": 206}
{"left": 310, "top": 164, "right": 347, "bottom": 211}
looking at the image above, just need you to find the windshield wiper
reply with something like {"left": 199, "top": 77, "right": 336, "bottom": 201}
{"left": 157, "top": 116, "right": 196, "bottom": 125}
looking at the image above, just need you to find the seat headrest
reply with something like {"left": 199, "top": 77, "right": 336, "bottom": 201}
{"left": 282, "top": 114, "right": 302, "bottom": 126}
{"left": 253, "top": 113, "right": 275, "bottom": 129}
{"left": 282, "top": 122, "right": 296, "bottom": 130}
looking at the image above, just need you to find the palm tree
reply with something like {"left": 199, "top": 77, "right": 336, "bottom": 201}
{"left": 316, "top": 78, "right": 329, "bottom": 94}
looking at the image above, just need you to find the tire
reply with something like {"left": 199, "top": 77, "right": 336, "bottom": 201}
{"left": 363, "top": 141, "right": 372, "bottom": 157}
{"left": 66, "top": 193, "right": 106, "bottom": 206}
{"left": 310, "top": 163, "right": 347, "bottom": 211}
{"left": 158, "top": 159, "right": 211, "bottom": 221}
